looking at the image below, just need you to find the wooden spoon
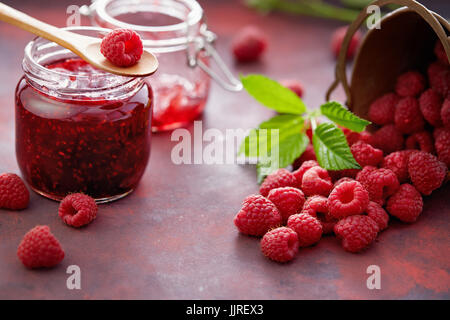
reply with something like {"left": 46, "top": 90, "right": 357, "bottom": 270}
{"left": 0, "top": 2, "right": 158, "bottom": 77}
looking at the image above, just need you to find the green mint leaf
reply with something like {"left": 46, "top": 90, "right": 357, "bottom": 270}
{"left": 313, "top": 122, "right": 361, "bottom": 170}
{"left": 320, "top": 101, "right": 371, "bottom": 132}
{"left": 256, "top": 132, "right": 309, "bottom": 183}
{"left": 241, "top": 75, "right": 307, "bottom": 114}
{"left": 238, "top": 115, "right": 304, "bottom": 157}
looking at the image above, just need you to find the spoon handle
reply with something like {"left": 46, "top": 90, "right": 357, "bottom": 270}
{"left": 0, "top": 2, "right": 84, "bottom": 49}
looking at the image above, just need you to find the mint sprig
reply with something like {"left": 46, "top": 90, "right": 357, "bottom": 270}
{"left": 241, "top": 75, "right": 306, "bottom": 114}
{"left": 313, "top": 122, "right": 361, "bottom": 170}
{"left": 320, "top": 101, "right": 370, "bottom": 132}
{"left": 239, "top": 75, "right": 370, "bottom": 182}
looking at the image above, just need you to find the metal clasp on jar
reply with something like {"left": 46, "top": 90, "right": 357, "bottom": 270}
{"left": 186, "top": 24, "right": 243, "bottom": 92}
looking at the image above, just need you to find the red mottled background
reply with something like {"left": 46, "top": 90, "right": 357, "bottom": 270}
{"left": 0, "top": 0, "right": 449, "bottom": 299}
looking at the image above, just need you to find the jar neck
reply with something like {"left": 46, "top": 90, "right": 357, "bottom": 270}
{"left": 22, "top": 27, "right": 145, "bottom": 101}
{"left": 91, "top": 0, "right": 204, "bottom": 52}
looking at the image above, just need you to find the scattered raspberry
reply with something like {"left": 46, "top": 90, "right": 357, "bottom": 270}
{"left": 365, "top": 201, "right": 389, "bottom": 231}
{"left": 351, "top": 141, "right": 384, "bottom": 167}
{"left": 58, "top": 193, "right": 98, "bottom": 228}
{"left": 427, "top": 62, "right": 450, "bottom": 97}
{"left": 334, "top": 215, "right": 379, "bottom": 253}
{"left": 434, "top": 40, "right": 449, "bottom": 65}
{"left": 234, "top": 195, "right": 282, "bottom": 236}
{"left": 260, "top": 169, "right": 297, "bottom": 197}
{"left": 408, "top": 151, "right": 447, "bottom": 195}
{"left": 301, "top": 195, "right": 337, "bottom": 234}
{"left": 267, "top": 187, "right": 305, "bottom": 223}
{"left": 442, "top": 98, "right": 450, "bottom": 127}
{"left": 395, "top": 97, "right": 425, "bottom": 134}
{"left": 292, "top": 144, "right": 317, "bottom": 170}
{"left": 371, "top": 124, "right": 404, "bottom": 154}
{"left": 17, "top": 225, "right": 65, "bottom": 268}
{"left": 419, "top": 89, "right": 443, "bottom": 127}
{"left": 328, "top": 180, "right": 369, "bottom": 219}
{"left": 281, "top": 79, "right": 304, "bottom": 98}
{"left": 356, "top": 167, "right": 399, "bottom": 205}
{"left": 100, "top": 29, "right": 143, "bottom": 67}
{"left": 395, "top": 71, "right": 426, "bottom": 97}
{"left": 368, "top": 93, "right": 399, "bottom": 125}
{"left": 287, "top": 214, "right": 322, "bottom": 247}
{"left": 386, "top": 184, "right": 423, "bottom": 223}
{"left": 0, "top": 173, "right": 29, "bottom": 210}
{"left": 381, "top": 150, "right": 414, "bottom": 183}
{"left": 292, "top": 160, "right": 318, "bottom": 186}
{"left": 434, "top": 127, "right": 450, "bottom": 167}
{"left": 260, "top": 227, "right": 299, "bottom": 262}
{"left": 405, "top": 131, "right": 435, "bottom": 154}
{"left": 232, "top": 26, "right": 268, "bottom": 63}
{"left": 330, "top": 26, "right": 361, "bottom": 60}
{"left": 301, "top": 166, "right": 333, "bottom": 197}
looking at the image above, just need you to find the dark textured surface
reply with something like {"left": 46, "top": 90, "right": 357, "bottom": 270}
{"left": 0, "top": 0, "right": 449, "bottom": 299}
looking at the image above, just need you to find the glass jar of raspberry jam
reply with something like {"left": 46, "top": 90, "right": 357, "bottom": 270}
{"left": 15, "top": 27, "right": 153, "bottom": 203}
{"left": 83, "top": 0, "right": 241, "bottom": 132}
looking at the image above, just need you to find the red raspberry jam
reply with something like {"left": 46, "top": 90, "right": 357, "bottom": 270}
{"left": 151, "top": 76, "right": 209, "bottom": 131}
{"left": 15, "top": 58, "right": 153, "bottom": 202}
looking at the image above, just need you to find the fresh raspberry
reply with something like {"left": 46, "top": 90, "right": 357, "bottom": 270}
{"left": 234, "top": 195, "right": 282, "bottom": 236}
{"left": 17, "top": 226, "right": 65, "bottom": 268}
{"left": 434, "top": 126, "right": 446, "bottom": 140}
{"left": 351, "top": 141, "right": 384, "bottom": 167}
{"left": 328, "top": 180, "right": 369, "bottom": 219}
{"left": 408, "top": 151, "right": 447, "bottom": 195}
{"left": 0, "top": 173, "right": 29, "bottom": 210}
{"left": 419, "top": 89, "right": 443, "bottom": 127}
{"left": 442, "top": 98, "right": 450, "bottom": 127}
{"left": 405, "top": 131, "right": 435, "bottom": 154}
{"left": 292, "top": 160, "right": 318, "bottom": 185}
{"left": 370, "top": 124, "right": 404, "bottom": 154}
{"left": 395, "top": 71, "right": 426, "bottom": 97}
{"left": 333, "top": 177, "right": 355, "bottom": 188}
{"left": 395, "top": 97, "right": 425, "bottom": 134}
{"left": 334, "top": 215, "right": 379, "bottom": 253}
{"left": 287, "top": 214, "right": 322, "bottom": 247}
{"left": 330, "top": 26, "right": 361, "bottom": 60}
{"left": 260, "top": 169, "right": 298, "bottom": 197}
{"left": 356, "top": 167, "right": 399, "bottom": 205}
{"left": 301, "top": 166, "right": 333, "bottom": 197}
{"left": 328, "top": 168, "right": 359, "bottom": 181}
{"left": 58, "top": 193, "right": 98, "bottom": 228}
{"left": 260, "top": 227, "right": 299, "bottom": 262}
{"left": 292, "top": 145, "right": 316, "bottom": 170}
{"left": 301, "top": 195, "right": 337, "bottom": 234}
{"left": 368, "top": 93, "right": 399, "bottom": 125}
{"left": 365, "top": 201, "right": 389, "bottom": 231}
{"left": 100, "top": 29, "right": 143, "bottom": 67}
{"left": 232, "top": 26, "right": 267, "bottom": 63}
{"left": 434, "top": 40, "right": 449, "bottom": 65}
{"left": 381, "top": 150, "right": 415, "bottom": 183}
{"left": 427, "top": 62, "right": 450, "bottom": 97}
{"left": 344, "top": 129, "right": 373, "bottom": 146}
{"left": 386, "top": 184, "right": 423, "bottom": 223}
{"left": 267, "top": 187, "right": 305, "bottom": 223}
{"left": 434, "top": 127, "right": 450, "bottom": 167}
{"left": 281, "top": 79, "right": 304, "bottom": 98}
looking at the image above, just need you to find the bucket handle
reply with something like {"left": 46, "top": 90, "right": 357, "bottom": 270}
{"left": 326, "top": 0, "right": 450, "bottom": 106}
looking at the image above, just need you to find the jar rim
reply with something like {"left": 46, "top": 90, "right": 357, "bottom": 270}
{"left": 94, "top": 0, "right": 203, "bottom": 33}
{"left": 23, "top": 26, "right": 143, "bottom": 98}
